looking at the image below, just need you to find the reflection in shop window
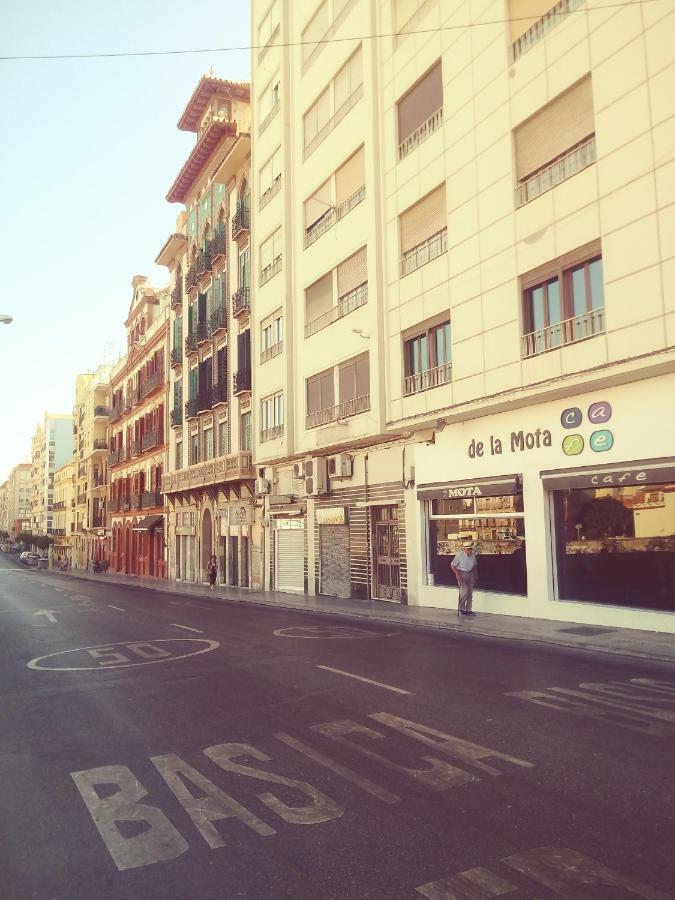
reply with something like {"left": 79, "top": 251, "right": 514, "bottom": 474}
{"left": 554, "top": 482, "right": 675, "bottom": 611}
{"left": 428, "top": 493, "right": 526, "bottom": 595}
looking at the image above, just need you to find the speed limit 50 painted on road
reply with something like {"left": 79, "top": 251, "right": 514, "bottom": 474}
{"left": 27, "top": 638, "right": 219, "bottom": 671}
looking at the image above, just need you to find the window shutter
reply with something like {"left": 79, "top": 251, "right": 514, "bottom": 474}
{"left": 217, "top": 347, "right": 226, "bottom": 383}
{"left": 400, "top": 184, "right": 446, "bottom": 254}
{"left": 397, "top": 61, "right": 443, "bottom": 143}
{"left": 260, "top": 234, "right": 273, "bottom": 269}
{"left": 355, "top": 353, "right": 369, "bottom": 397}
{"left": 307, "top": 369, "right": 335, "bottom": 414}
{"left": 337, "top": 247, "right": 367, "bottom": 297}
{"left": 302, "top": 0, "right": 329, "bottom": 61}
{"left": 305, "top": 178, "right": 332, "bottom": 229}
{"left": 336, "top": 146, "right": 365, "bottom": 205}
{"left": 509, "top": 0, "right": 555, "bottom": 42}
{"left": 515, "top": 76, "right": 594, "bottom": 181}
{"left": 394, "top": 0, "right": 417, "bottom": 32}
{"left": 338, "top": 360, "right": 356, "bottom": 403}
{"left": 305, "top": 273, "right": 334, "bottom": 322}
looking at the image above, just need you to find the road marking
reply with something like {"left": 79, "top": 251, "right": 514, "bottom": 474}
{"left": 34, "top": 609, "right": 58, "bottom": 623}
{"left": 54, "top": 588, "right": 64, "bottom": 593}
{"left": 316, "top": 665, "right": 412, "bottom": 695}
{"left": 171, "top": 623, "right": 204, "bottom": 634}
{"left": 274, "top": 624, "right": 394, "bottom": 640}
{"left": 108, "top": 605, "right": 126, "bottom": 612}
{"left": 27, "top": 638, "right": 220, "bottom": 671}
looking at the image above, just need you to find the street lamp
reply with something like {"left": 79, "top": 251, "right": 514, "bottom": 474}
{"left": 0, "top": 315, "right": 13, "bottom": 325}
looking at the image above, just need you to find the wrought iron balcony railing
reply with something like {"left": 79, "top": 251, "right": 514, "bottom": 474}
{"left": 141, "top": 490, "right": 162, "bottom": 509}
{"left": 232, "top": 203, "right": 250, "bottom": 240}
{"left": 93, "top": 405, "right": 110, "bottom": 418}
{"left": 210, "top": 305, "right": 227, "bottom": 333}
{"left": 185, "top": 398, "right": 199, "bottom": 419}
{"left": 170, "top": 407, "right": 183, "bottom": 427}
{"left": 171, "top": 347, "right": 182, "bottom": 367}
{"left": 232, "top": 286, "right": 250, "bottom": 317}
{"left": 185, "top": 265, "right": 198, "bottom": 292}
{"left": 171, "top": 283, "right": 183, "bottom": 308}
{"left": 140, "top": 367, "right": 164, "bottom": 398}
{"left": 93, "top": 438, "right": 108, "bottom": 451}
{"left": 185, "top": 333, "right": 198, "bottom": 354}
{"left": 141, "top": 429, "right": 159, "bottom": 452}
{"left": 306, "top": 394, "right": 370, "bottom": 430}
{"left": 195, "top": 321, "right": 212, "bottom": 345}
{"left": 211, "top": 380, "right": 228, "bottom": 406}
{"left": 210, "top": 225, "right": 227, "bottom": 262}
{"left": 197, "top": 388, "right": 212, "bottom": 412}
{"left": 521, "top": 307, "right": 605, "bottom": 358}
{"left": 233, "top": 369, "right": 252, "bottom": 394}
{"left": 403, "top": 362, "right": 452, "bottom": 397}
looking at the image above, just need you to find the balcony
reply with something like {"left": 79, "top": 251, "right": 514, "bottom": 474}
{"left": 232, "top": 286, "right": 250, "bottom": 317}
{"left": 171, "top": 346, "right": 183, "bottom": 368}
{"left": 171, "top": 283, "right": 183, "bottom": 309}
{"left": 511, "top": 0, "right": 584, "bottom": 61}
{"left": 210, "top": 305, "right": 227, "bottom": 334}
{"left": 52, "top": 500, "right": 65, "bottom": 510}
{"left": 162, "top": 451, "right": 254, "bottom": 494}
{"left": 305, "top": 283, "right": 368, "bottom": 338}
{"left": 185, "top": 265, "right": 198, "bottom": 293}
{"left": 91, "top": 514, "right": 105, "bottom": 529}
{"left": 77, "top": 493, "right": 86, "bottom": 505}
{"left": 261, "top": 341, "right": 283, "bottom": 363}
{"left": 304, "top": 185, "right": 365, "bottom": 249}
{"left": 197, "top": 388, "right": 212, "bottom": 412}
{"left": 403, "top": 362, "right": 452, "bottom": 397}
{"left": 170, "top": 407, "right": 183, "bottom": 427}
{"left": 111, "top": 403, "right": 123, "bottom": 421}
{"left": 400, "top": 228, "right": 447, "bottom": 277}
{"left": 141, "top": 429, "right": 160, "bottom": 452}
{"left": 196, "top": 247, "right": 212, "bottom": 279}
{"left": 195, "top": 321, "right": 212, "bottom": 345}
{"left": 93, "top": 405, "right": 110, "bottom": 418}
{"left": 516, "top": 136, "right": 596, "bottom": 207}
{"left": 210, "top": 224, "right": 227, "bottom": 265}
{"left": 259, "top": 174, "right": 281, "bottom": 211}
{"left": 522, "top": 307, "right": 605, "bottom": 358}
{"left": 260, "top": 255, "right": 282, "bottom": 287}
{"left": 131, "top": 493, "right": 142, "bottom": 510}
{"left": 304, "top": 83, "right": 364, "bottom": 161}
{"left": 398, "top": 108, "right": 443, "bottom": 162}
{"left": 232, "top": 203, "right": 250, "bottom": 241}
{"left": 212, "top": 380, "right": 228, "bottom": 407}
{"left": 140, "top": 367, "right": 164, "bottom": 399}
{"left": 108, "top": 447, "right": 124, "bottom": 466}
{"left": 141, "top": 490, "right": 162, "bottom": 509}
{"left": 306, "top": 394, "right": 370, "bottom": 430}
{"left": 185, "top": 398, "right": 199, "bottom": 419}
{"left": 108, "top": 498, "right": 121, "bottom": 513}
{"left": 93, "top": 438, "right": 108, "bottom": 451}
{"left": 185, "top": 333, "right": 198, "bottom": 354}
{"left": 260, "top": 424, "right": 283, "bottom": 443}
{"left": 130, "top": 439, "right": 140, "bottom": 458}
{"left": 233, "top": 369, "right": 251, "bottom": 395}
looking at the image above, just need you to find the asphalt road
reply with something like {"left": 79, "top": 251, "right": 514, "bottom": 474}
{"left": 1, "top": 552, "right": 673, "bottom": 900}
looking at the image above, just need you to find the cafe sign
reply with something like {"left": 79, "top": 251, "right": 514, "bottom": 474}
{"left": 316, "top": 506, "right": 348, "bottom": 526}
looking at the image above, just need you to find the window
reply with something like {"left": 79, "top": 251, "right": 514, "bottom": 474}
{"left": 521, "top": 241, "right": 605, "bottom": 357}
{"left": 515, "top": 75, "right": 595, "bottom": 205}
{"left": 333, "top": 46, "right": 362, "bottom": 112}
{"left": 510, "top": 0, "right": 584, "bottom": 60}
{"left": 302, "top": 0, "right": 329, "bottom": 62}
{"left": 203, "top": 428, "right": 214, "bottom": 461}
{"left": 175, "top": 440, "right": 183, "bottom": 471}
{"left": 303, "top": 46, "right": 363, "bottom": 157}
{"left": 239, "top": 248, "right": 250, "bottom": 289}
{"left": 261, "top": 310, "right": 283, "bottom": 361}
{"left": 259, "top": 76, "right": 280, "bottom": 130}
{"left": 305, "top": 246, "right": 367, "bottom": 337}
{"left": 304, "top": 148, "right": 365, "bottom": 248}
{"left": 304, "top": 87, "right": 330, "bottom": 150}
{"left": 428, "top": 491, "right": 526, "bottom": 595}
{"left": 218, "top": 420, "right": 228, "bottom": 456}
{"left": 240, "top": 412, "right": 252, "bottom": 451}
{"left": 336, "top": 146, "right": 364, "bottom": 210}
{"left": 397, "top": 61, "right": 443, "bottom": 159}
{"left": 258, "top": 0, "right": 280, "bottom": 50}
{"left": 307, "top": 368, "right": 335, "bottom": 417}
{"left": 261, "top": 392, "right": 284, "bottom": 440}
{"left": 305, "top": 354, "right": 370, "bottom": 428}
{"left": 260, "top": 228, "right": 282, "bottom": 284}
{"left": 305, "top": 273, "right": 334, "bottom": 327}
{"left": 338, "top": 353, "right": 369, "bottom": 404}
{"left": 403, "top": 319, "right": 451, "bottom": 395}
{"left": 190, "top": 432, "right": 199, "bottom": 466}
{"left": 259, "top": 147, "right": 282, "bottom": 207}
{"left": 400, "top": 184, "right": 447, "bottom": 276}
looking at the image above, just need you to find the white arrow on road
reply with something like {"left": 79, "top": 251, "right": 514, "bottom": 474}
{"left": 34, "top": 609, "right": 58, "bottom": 623}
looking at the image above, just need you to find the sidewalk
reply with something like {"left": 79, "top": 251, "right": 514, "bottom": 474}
{"left": 46, "top": 567, "right": 675, "bottom": 664}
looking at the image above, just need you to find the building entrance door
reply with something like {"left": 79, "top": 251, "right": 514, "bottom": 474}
{"left": 373, "top": 506, "right": 401, "bottom": 601}
{"left": 229, "top": 535, "right": 239, "bottom": 586}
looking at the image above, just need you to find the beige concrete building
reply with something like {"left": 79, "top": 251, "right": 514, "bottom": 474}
{"left": 160, "top": 76, "right": 257, "bottom": 588}
{"left": 71, "top": 366, "right": 113, "bottom": 568}
{"left": 5, "top": 463, "right": 31, "bottom": 537}
{"left": 29, "top": 414, "right": 74, "bottom": 536}
{"left": 52, "top": 460, "right": 76, "bottom": 564}
{"left": 250, "top": 0, "right": 675, "bottom": 631}
{"left": 0, "top": 481, "right": 8, "bottom": 534}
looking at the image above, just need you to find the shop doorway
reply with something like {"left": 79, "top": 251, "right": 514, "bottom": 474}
{"left": 320, "top": 525, "right": 351, "bottom": 598}
{"left": 201, "top": 509, "right": 213, "bottom": 580}
{"left": 372, "top": 506, "right": 401, "bottom": 601}
{"left": 229, "top": 535, "right": 239, "bottom": 586}
{"left": 275, "top": 523, "right": 305, "bottom": 594}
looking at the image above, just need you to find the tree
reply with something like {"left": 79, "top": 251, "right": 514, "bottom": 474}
{"left": 15, "top": 531, "right": 34, "bottom": 547}
{"left": 580, "top": 498, "right": 633, "bottom": 540}
{"left": 33, "top": 535, "right": 54, "bottom": 551}
{"left": 0, "top": 529, "right": 9, "bottom": 541}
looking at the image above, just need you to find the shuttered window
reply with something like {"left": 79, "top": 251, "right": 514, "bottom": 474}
{"left": 307, "top": 368, "right": 335, "bottom": 415}
{"left": 260, "top": 228, "right": 282, "bottom": 270}
{"left": 305, "top": 273, "right": 333, "bottom": 323}
{"left": 336, "top": 146, "right": 364, "bottom": 205}
{"left": 258, "top": 0, "right": 280, "bottom": 45}
{"left": 397, "top": 61, "right": 443, "bottom": 144}
{"left": 515, "top": 76, "right": 594, "bottom": 181}
{"left": 304, "top": 88, "right": 330, "bottom": 148}
{"left": 337, "top": 247, "right": 367, "bottom": 297}
{"left": 339, "top": 353, "right": 369, "bottom": 402}
{"left": 305, "top": 178, "right": 332, "bottom": 230}
{"left": 302, "top": 0, "right": 329, "bottom": 62}
{"left": 334, "top": 47, "right": 363, "bottom": 111}
{"left": 400, "top": 183, "right": 446, "bottom": 254}
{"left": 394, "top": 0, "right": 418, "bottom": 32}
{"left": 260, "top": 147, "right": 281, "bottom": 194}
{"left": 509, "top": 0, "right": 554, "bottom": 42}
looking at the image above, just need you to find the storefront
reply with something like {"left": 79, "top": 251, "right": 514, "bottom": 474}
{"left": 218, "top": 501, "right": 253, "bottom": 587}
{"left": 317, "top": 507, "right": 350, "bottom": 599}
{"left": 410, "top": 373, "right": 675, "bottom": 632}
{"left": 273, "top": 515, "right": 306, "bottom": 594}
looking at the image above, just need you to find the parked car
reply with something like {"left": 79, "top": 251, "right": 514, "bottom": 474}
{"left": 19, "top": 551, "right": 30, "bottom": 561}
{"left": 25, "top": 554, "right": 40, "bottom": 567}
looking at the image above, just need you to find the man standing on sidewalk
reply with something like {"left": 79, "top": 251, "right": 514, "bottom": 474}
{"left": 451, "top": 540, "right": 478, "bottom": 616}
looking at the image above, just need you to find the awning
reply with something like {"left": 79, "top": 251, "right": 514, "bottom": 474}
{"left": 417, "top": 474, "right": 521, "bottom": 500}
{"left": 541, "top": 457, "right": 675, "bottom": 491}
{"left": 132, "top": 515, "right": 164, "bottom": 532}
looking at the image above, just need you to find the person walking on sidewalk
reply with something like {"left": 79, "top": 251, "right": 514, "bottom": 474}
{"left": 207, "top": 555, "right": 218, "bottom": 590}
{"left": 451, "top": 540, "right": 478, "bottom": 616}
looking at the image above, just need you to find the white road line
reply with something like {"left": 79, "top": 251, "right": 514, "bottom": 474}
{"left": 54, "top": 588, "right": 64, "bottom": 593}
{"left": 316, "top": 665, "right": 413, "bottom": 695}
{"left": 171, "top": 623, "right": 204, "bottom": 634}
{"left": 108, "top": 605, "right": 126, "bottom": 612}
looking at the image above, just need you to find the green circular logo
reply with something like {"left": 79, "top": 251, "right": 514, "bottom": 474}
{"left": 590, "top": 429, "right": 613, "bottom": 452}
{"left": 562, "top": 434, "right": 584, "bottom": 456}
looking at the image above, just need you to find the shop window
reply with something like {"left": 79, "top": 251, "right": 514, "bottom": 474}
{"left": 521, "top": 241, "right": 605, "bottom": 358}
{"left": 553, "top": 482, "right": 675, "bottom": 611}
{"left": 428, "top": 492, "right": 526, "bottom": 595}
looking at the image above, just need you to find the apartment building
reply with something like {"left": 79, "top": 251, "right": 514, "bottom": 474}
{"left": 5, "top": 463, "right": 31, "bottom": 536}
{"left": 250, "top": 0, "right": 675, "bottom": 632}
{"left": 52, "top": 460, "right": 76, "bottom": 564}
{"left": 108, "top": 278, "right": 169, "bottom": 578}
{"left": 71, "top": 366, "right": 113, "bottom": 568}
{"left": 160, "top": 75, "right": 256, "bottom": 587}
{"left": 29, "top": 414, "right": 74, "bottom": 535}
{"left": 0, "top": 482, "right": 7, "bottom": 534}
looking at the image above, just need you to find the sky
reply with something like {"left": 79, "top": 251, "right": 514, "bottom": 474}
{"left": 0, "top": 0, "right": 251, "bottom": 482}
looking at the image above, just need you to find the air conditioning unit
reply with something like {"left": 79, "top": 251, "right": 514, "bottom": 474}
{"left": 255, "top": 477, "right": 271, "bottom": 496}
{"left": 328, "top": 453, "right": 353, "bottom": 480}
{"left": 292, "top": 460, "right": 306, "bottom": 479}
{"left": 305, "top": 457, "right": 328, "bottom": 497}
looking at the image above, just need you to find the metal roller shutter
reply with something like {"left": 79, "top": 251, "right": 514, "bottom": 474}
{"left": 337, "top": 247, "right": 367, "bottom": 297}
{"left": 397, "top": 62, "right": 443, "bottom": 143}
{"left": 320, "top": 525, "right": 351, "bottom": 598}
{"left": 400, "top": 184, "right": 446, "bottom": 254}
{"left": 276, "top": 528, "right": 305, "bottom": 594}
